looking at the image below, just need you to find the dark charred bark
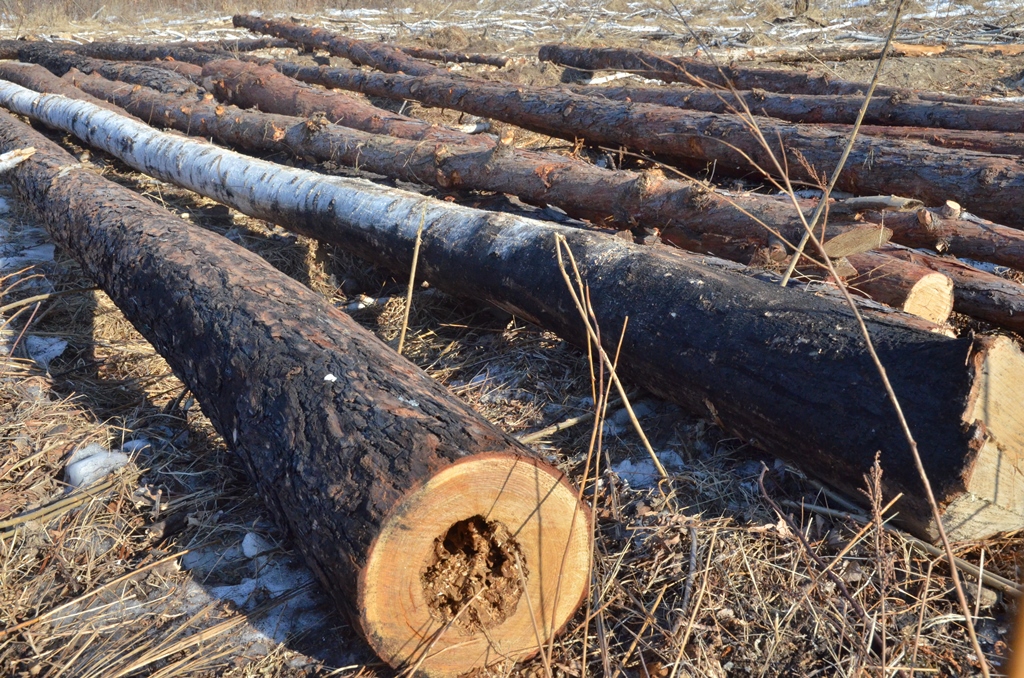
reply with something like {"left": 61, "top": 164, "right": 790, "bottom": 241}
{"left": 538, "top": 43, "right": 1001, "bottom": 105}
{"left": 0, "top": 108, "right": 589, "bottom": 677}
{"left": 276, "top": 65, "right": 1024, "bottom": 228}
{"left": 67, "top": 67, "right": 889, "bottom": 268}
{"left": 16, "top": 44, "right": 201, "bottom": 96}
{"left": 572, "top": 83, "right": 1024, "bottom": 135}
{"left": 233, "top": 14, "right": 438, "bottom": 76}
{"left": 398, "top": 45, "right": 510, "bottom": 67}
{"left": 69, "top": 37, "right": 289, "bottom": 65}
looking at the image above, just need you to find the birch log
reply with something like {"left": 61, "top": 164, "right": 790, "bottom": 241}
{"left": 0, "top": 107, "right": 590, "bottom": 677}
{"left": 276, "top": 65, "right": 1024, "bottom": 228}
{"left": 2, "top": 78, "right": 1022, "bottom": 542}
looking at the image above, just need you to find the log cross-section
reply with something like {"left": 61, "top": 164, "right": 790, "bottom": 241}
{"left": 2, "top": 79, "right": 1022, "bottom": 542}
{"left": 0, "top": 109, "right": 590, "bottom": 677}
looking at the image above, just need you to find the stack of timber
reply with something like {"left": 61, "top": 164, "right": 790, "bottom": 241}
{"left": 0, "top": 96, "right": 591, "bottom": 678}
{"left": 0, "top": 78, "right": 1022, "bottom": 550}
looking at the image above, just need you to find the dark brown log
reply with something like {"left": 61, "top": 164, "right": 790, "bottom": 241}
{"left": 72, "top": 37, "right": 290, "bottom": 65}
{"left": 201, "top": 59, "right": 484, "bottom": 146}
{"left": 233, "top": 14, "right": 438, "bottom": 76}
{"left": 882, "top": 245, "right": 1024, "bottom": 334}
{"left": 538, "top": 43, "right": 1002, "bottom": 105}
{"left": 137, "top": 58, "right": 204, "bottom": 81}
{"left": 276, "top": 65, "right": 1024, "bottom": 228}
{"left": 0, "top": 105, "right": 589, "bottom": 677}
{"left": 846, "top": 250, "right": 954, "bottom": 324}
{"left": 878, "top": 207, "right": 1024, "bottom": 272}
{"left": 704, "top": 41, "right": 1024, "bottom": 63}
{"left": 70, "top": 65, "right": 890, "bottom": 268}
{"left": 6, "top": 79, "right": 1022, "bottom": 542}
{"left": 16, "top": 44, "right": 201, "bottom": 96}
{"left": 571, "top": 83, "right": 1024, "bottom": 134}
{"left": 0, "top": 62, "right": 141, "bottom": 120}
{"left": 398, "top": 45, "right": 510, "bottom": 67}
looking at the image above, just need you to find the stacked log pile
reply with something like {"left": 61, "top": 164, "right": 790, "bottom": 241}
{"left": 2, "top": 20, "right": 1024, "bottom": 675}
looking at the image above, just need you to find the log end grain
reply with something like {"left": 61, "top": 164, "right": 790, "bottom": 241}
{"left": 360, "top": 454, "right": 590, "bottom": 676}
{"left": 847, "top": 251, "right": 954, "bottom": 324}
{"left": 938, "top": 336, "right": 1024, "bottom": 541}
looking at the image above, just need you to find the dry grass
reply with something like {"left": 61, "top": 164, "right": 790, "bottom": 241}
{"left": 0, "top": 3, "right": 1022, "bottom": 677}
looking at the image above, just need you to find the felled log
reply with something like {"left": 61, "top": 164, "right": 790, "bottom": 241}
{"left": 17, "top": 44, "right": 201, "bottom": 96}
{"left": 201, "top": 59, "right": 486, "bottom": 145}
{"left": 398, "top": 45, "right": 510, "bottom": 67}
{"left": 277, "top": 65, "right": 1024, "bottom": 228}
{"left": 4, "top": 79, "right": 1022, "bottom": 542}
{"left": 135, "top": 58, "right": 204, "bottom": 81}
{"left": 0, "top": 62, "right": 141, "bottom": 120}
{"left": 877, "top": 207, "right": 1024, "bottom": 272}
{"left": 0, "top": 105, "right": 590, "bottom": 677}
{"left": 881, "top": 245, "right": 1024, "bottom": 334}
{"left": 846, "top": 251, "right": 954, "bottom": 324}
{"left": 702, "top": 41, "right": 1024, "bottom": 64}
{"left": 67, "top": 66, "right": 895, "bottom": 271}
{"left": 571, "top": 83, "right": 1024, "bottom": 134}
{"left": 538, "top": 43, "right": 1000, "bottom": 105}
{"left": 233, "top": 14, "right": 438, "bottom": 76}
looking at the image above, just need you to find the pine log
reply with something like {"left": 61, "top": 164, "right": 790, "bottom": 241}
{"left": 0, "top": 62, "right": 141, "bottom": 120}
{"left": 3, "top": 79, "right": 1022, "bottom": 542}
{"left": 135, "top": 58, "right": 204, "bottom": 81}
{"left": 881, "top": 245, "right": 1024, "bottom": 334}
{"left": 0, "top": 105, "right": 591, "bottom": 677}
{"left": 846, "top": 251, "right": 954, "bottom": 324}
{"left": 537, "top": 43, "right": 1001, "bottom": 105}
{"left": 16, "top": 44, "right": 201, "bottom": 96}
{"left": 398, "top": 45, "right": 510, "bottom": 67}
{"left": 274, "top": 65, "right": 1024, "bottom": 228}
{"left": 66, "top": 65, "right": 891, "bottom": 267}
{"left": 877, "top": 207, "right": 1024, "bottom": 272}
{"left": 702, "top": 41, "right": 1024, "bottom": 64}
{"left": 233, "top": 14, "right": 438, "bottom": 76}
{"left": 570, "top": 83, "right": 1024, "bottom": 134}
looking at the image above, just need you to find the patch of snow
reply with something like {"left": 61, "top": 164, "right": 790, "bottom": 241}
{"left": 25, "top": 335, "right": 67, "bottom": 371}
{"left": 242, "top": 532, "right": 276, "bottom": 559}
{"left": 65, "top": 443, "right": 130, "bottom": 487}
{"left": 120, "top": 438, "right": 152, "bottom": 454}
{"left": 613, "top": 450, "right": 685, "bottom": 488}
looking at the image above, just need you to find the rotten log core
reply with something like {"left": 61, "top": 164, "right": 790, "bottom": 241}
{"left": 5, "top": 79, "right": 1022, "bottom": 542}
{"left": 0, "top": 101, "right": 590, "bottom": 678}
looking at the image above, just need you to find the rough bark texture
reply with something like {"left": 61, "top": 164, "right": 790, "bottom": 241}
{"left": 398, "top": 45, "right": 510, "bottom": 67}
{"left": 704, "top": 40, "right": 1024, "bottom": 63}
{"left": 17, "top": 44, "right": 202, "bottom": 96}
{"left": 572, "top": 83, "right": 1024, "bottom": 134}
{"left": 538, "top": 43, "right": 1001, "bottom": 105}
{"left": 882, "top": 245, "right": 1024, "bottom": 334}
{"left": 233, "top": 14, "right": 439, "bottom": 76}
{"left": 201, "top": 59, "right": 483, "bottom": 145}
{"left": 278, "top": 65, "right": 1024, "bottom": 228}
{"left": 68, "top": 67, "right": 886, "bottom": 266}
{"left": 0, "top": 62, "right": 141, "bottom": 120}
{"left": 0, "top": 106, "right": 588, "bottom": 677}
{"left": 5, "top": 79, "right": 1021, "bottom": 541}
{"left": 879, "top": 208, "right": 1024, "bottom": 272}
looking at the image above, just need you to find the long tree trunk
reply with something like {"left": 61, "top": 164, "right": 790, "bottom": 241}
{"left": 0, "top": 62, "right": 141, "bottom": 119}
{"left": 3, "top": 78, "right": 1021, "bottom": 542}
{"left": 570, "top": 83, "right": 1024, "bottom": 135}
{"left": 197, "top": 59, "right": 1024, "bottom": 273}
{"left": 398, "top": 45, "right": 510, "bottom": 67}
{"left": 233, "top": 14, "right": 438, "bottom": 76}
{"left": 16, "top": 43, "right": 201, "bottom": 95}
{"left": 273, "top": 64, "right": 1024, "bottom": 228}
{"left": 537, "top": 43, "right": 1004, "bottom": 105}
{"left": 0, "top": 108, "right": 590, "bottom": 677}
{"left": 67, "top": 65, "right": 892, "bottom": 269}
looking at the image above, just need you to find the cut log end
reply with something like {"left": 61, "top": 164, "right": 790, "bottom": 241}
{"left": 360, "top": 454, "right": 590, "bottom": 676}
{"left": 847, "top": 251, "right": 954, "bottom": 324}
{"left": 940, "top": 336, "right": 1024, "bottom": 541}
{"left": 901, "top": 272, "right": 955, "bottom": 324}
